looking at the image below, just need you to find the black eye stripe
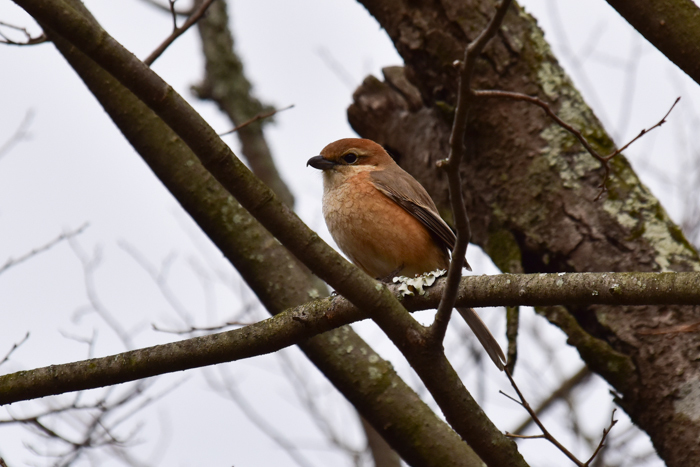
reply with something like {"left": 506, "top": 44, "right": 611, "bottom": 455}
{"left": 342, "top": 153, "right": 358, "bottom": 164}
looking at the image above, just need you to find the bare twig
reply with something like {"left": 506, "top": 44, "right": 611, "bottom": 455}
{"left": 316, "top": 47, "right": 357, "bottom": 90}
{"left": 503, "top": 368, "right": 616, "bottom": 466}
{"left": 474, "top": 90, "right": 680, "bottom": 199}
{"left": 0, "top": 21, "right": 46, "bottom": 45}
{"left": 204, "top": 367, "right": 316, "bottom": 467}
{"left": 0, "top": 223, "right": 88, "bottom": 275}
{"left": 0, "top": 109, "right": 34, "bottom": 161}
{"left": 585, "top": 409, "right": 618, "bottom": 465}
{"left": 168, "top": 0, "right": 178, "bottom": 30}
{"left": 119, "top": 241, "right": 195, "bottom": 326}
{"left": 0, "top": 332, "right": 30, "bottom": 367}
{"left": 512, "top": 366, "right": 592, "bottom": 435}
{"left": 140, "top": 0, "right": 193, "bottom": 16}
{"left": 143, "top": 0, "right": 215, "bottom": 66}
{"left": 277, "top": 351, "right": 364, "bottom": 460}
{"left": 152, "top": 320, "right": 254, "bottom": 334}
{"left": 430, "top": 0, "right": 513, "bottom": 344}
{"left": 69, "top": 237, "right": 140, "bottom": 349}
{"left": 1, "top": 371, "right": 181, "bottom": 467}
{"left": 218, "top": 104, "right": 294, "bottom": 136}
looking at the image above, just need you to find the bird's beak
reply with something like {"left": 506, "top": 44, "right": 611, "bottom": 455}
{"left": 307, "top": 155, "right": 337, "bottom": 170}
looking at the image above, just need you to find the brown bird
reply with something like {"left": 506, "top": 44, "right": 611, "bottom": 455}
{"left": 307, "top": 138, "right": 506, "bottom": 370}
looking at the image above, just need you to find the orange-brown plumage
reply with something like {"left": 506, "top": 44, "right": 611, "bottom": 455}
{"left": 308, "top": 138, "right": 505, "bottom": 369}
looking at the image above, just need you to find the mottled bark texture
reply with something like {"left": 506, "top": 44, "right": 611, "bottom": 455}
{"left": 193, "top": 0, "right": 295, "bottom": 208}
{"left": 351, "top": 1, "right": 700, "bottom": 466}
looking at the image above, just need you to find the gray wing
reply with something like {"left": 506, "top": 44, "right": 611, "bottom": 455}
{"left": 370, "top": 168, "right": 471, "bottom": 269}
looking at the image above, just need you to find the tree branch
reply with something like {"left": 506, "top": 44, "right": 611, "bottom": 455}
{"left": 0, "top": 223, "right": 88, "bottom": 275}
{"left": 430, "top": 0, "right": 513, "bottom": 344}
{"left": 605, "top": 0, "right": 700, "bottom": 86}
{"left": 474, "top": 90, "right": 679, "bottom": 199}
{"left": 142, "top": 0, "right": 214, "bottom": 66}
{"left": 2, "top": 271, "right": 699, "bottom": 405}
{"left": 0, "top": 20, "right": 46, "bottom": 45}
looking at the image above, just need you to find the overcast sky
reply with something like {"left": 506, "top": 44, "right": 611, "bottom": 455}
{"left": 1, "top": 1, "right": 698, "bottom": 465}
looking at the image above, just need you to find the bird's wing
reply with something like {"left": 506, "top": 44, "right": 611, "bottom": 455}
{"left": 370, "top": 168, "right": 463, "bottom": 262}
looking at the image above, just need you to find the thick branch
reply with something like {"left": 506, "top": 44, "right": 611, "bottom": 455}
{"left": 3, "top": 272, "right": 699, "bottom": 405}
{"left": 430, "top": 0, "right": 513, "bottom": 344}
{"left": 606, "top": 0, "right": 700, "bottom": 86}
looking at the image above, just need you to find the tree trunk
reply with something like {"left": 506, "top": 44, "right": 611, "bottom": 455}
{"left": 351, "top": 1, "right": 700, "bottom": 466}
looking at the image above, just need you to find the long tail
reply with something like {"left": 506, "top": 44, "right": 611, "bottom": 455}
{"left": 456, "top": 307, "right": 506, "bottom": 371}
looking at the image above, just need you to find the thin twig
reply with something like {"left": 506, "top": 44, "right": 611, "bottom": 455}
{"left": 205, "top": 367, "right": 316, "bottom": 467}
{"left": 512, "top": 366, "right": 592, "bottom": 434}
{"left": 168, "top": 0, "right": 179, "bottom": 30}
{"left": 584, "top": 409, "right": 618, "bottom": 465}
{"left": 0, "top": 223, "right": 88, "bottom": 275}
{"left": 143, "top": 0, "right": 215, "bottom": 66}
{"left": 140, "top": 0, "right": 193, "bottom": 16}
{"left": 503, "top": 368, "right": 616, "bottom": 467}
{"left": 502, "top": 368, "right": 586, "bottom": 466}
{"left": 429, "top": 0, "right": 513, "bottom": 344}
{"left": 0, "top": 332, "right": 30, "bottom": 367}
{"left": 0, "top": 21, "right": 47, "bottom": 46}
{"left": 474, "top": 90, "right": 680, "bottom": 199}
{"left": 0, "top": 109, "right": 34, "bottom": 160}
{"left": 218, "top": 104, "right": 294, "bottom": 136}
{"left": 152, "top": 320, "right": 254, "bottom": 334}
{"left": 68, "top": 238, "right": 138, "bottom": 349}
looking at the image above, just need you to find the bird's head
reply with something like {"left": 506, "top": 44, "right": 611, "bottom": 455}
{"left": 307, "top": 138, "right": 395, "bottom": 184}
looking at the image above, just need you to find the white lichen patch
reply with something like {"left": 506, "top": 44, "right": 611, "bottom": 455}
{"left": 602, "top": 198, "right": 639, "bottom": 230}
{"left": 602, "top": 178, "right": 700, "bottom": 272}
{"left": 674, "top": 376, "right": 700, "bottom": 423}
{"left": 646, "top": 220, "right": 699, "bottom": 271}
{"left": 367, "top": 365, "right": 382, "bottom": 381}
{"left": 537, "top": 61, "right": 563, "bottom": 100}
{"left": 393, "top": 269, "right": 447, "bottom": 296}
{"left": 307, "top": 288, "right": 320, "bottom": 299}
{"left": 539, "top": 123, "right": 601, "bottom": 190}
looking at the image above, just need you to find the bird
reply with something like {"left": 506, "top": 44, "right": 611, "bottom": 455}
{"left": 307, "top": 138, "right": 506, "bottom": 370}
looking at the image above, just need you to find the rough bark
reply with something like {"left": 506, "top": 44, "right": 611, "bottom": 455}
{"left": 351, "top": 1, "right": 700, "bottom": 466}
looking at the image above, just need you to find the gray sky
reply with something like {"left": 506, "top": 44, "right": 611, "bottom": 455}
{"left": 1, "top": 0, "right": 698, "bottom": 465}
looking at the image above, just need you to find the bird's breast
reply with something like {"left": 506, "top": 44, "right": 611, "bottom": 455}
{"left": 322, "top": 172, "right": 448, "bottom": 278}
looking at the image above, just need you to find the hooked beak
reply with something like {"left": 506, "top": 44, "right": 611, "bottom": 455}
{"left": 307, "top": 155, "right": 337, "bottom": 170}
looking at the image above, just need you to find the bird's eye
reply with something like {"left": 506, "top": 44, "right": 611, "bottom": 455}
{"left": 342, "top": 153, "right": 358, "bottom": 164}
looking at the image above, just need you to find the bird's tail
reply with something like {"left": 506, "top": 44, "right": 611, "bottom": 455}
{"left": 456, "top": 307, "right": 506, "bottom": 371}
